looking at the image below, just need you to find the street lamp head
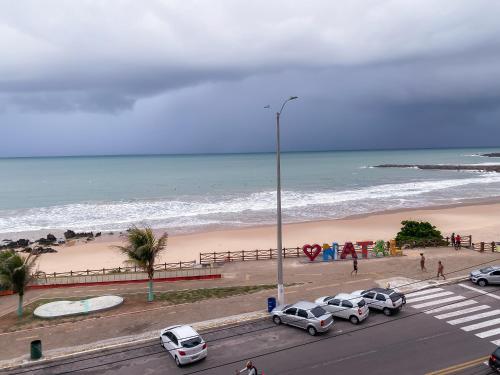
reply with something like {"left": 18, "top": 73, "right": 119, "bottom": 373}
{"left": 289, "top": 96, "right": 298, "bottom": 100}
{"left": 264, "top": 105, "right": 271, "bottom": 109}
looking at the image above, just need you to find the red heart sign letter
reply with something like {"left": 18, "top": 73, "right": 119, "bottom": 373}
{"left": 302, "top": 244, "right": 322, "bottom": 261}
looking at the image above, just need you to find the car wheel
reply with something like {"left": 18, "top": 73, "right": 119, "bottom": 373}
{"left": 273, "top": 315, "right": 282, "bottom": 325}
{"left": 383, "top": 307, "right": 392, "bottom": 316}
{"left": 175, "top": 356, "right": 182, "bottom": 367}
{"left": 349, "top": 315, "right": 360, "bottom": 325}
{"left": 478, "top": 279, "right": 488, "bottom": 287}
{"left": 307, "top": 326, "right": 317, "bottom": 336}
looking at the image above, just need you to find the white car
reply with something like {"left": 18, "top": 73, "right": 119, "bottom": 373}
{"left": 352, "top": 288, "right": 405, "bottom": 316}
{"left": 160, "top": 325, "right": 207, "bottom": 366}
{"left": 315, "top": 293, "right": 369, "bottom": 324}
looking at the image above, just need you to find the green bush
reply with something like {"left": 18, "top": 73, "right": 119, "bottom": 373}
{"left": 396, "top": 220, "right": 447, "bottom": 248}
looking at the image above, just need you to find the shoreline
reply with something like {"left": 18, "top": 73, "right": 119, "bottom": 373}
{"left": 29, "top": 198, "right": 500, "bottom": 273}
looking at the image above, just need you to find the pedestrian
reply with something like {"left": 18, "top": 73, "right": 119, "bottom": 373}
{"left": 236, "top": 361, "right": 258, "bottom": 375}
{"left": 437, "top": 260, "right": 446, "bottom": 280}
{"left": 455, "top": 234, "right": 461, "bottom": 250}
{"left": 351, "top": 257, "right": 358, "bottom": 276}
{"left": 420, "top": 253, "right": 427, "bottom": 271}
{"left": 451, "top": 233, "right": 455, "bottom": 248}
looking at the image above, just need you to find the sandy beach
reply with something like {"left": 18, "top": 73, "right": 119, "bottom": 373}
{"left": 34, "top": 200, "right": 500, "bottom": 273}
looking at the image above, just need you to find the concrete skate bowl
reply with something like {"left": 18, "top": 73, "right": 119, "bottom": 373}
{"left": 34, "top": 295, "right": 124, "bottom": 319}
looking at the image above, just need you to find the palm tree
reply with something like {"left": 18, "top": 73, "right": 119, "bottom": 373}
{"left": 116, "top": 226, "right": 168, "bottom": 302}
{"left": 0, "top": 250, "right": 39, "bottom": 317}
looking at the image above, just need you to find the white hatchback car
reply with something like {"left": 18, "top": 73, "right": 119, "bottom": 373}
{"left": 352, "top": 288, "right": 405, "bottom": 316}
{"left": 160, "top": 325, "right": 207, "bottom": 367}
{"left": 315, "top": 293, "right": 369, "bottom": 324}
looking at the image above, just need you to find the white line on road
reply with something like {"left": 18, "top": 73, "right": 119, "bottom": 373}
{"left": 344, "top": 278, "right": 370, "bottom": 284}
{"left": 476, "top": 327, "right": 500, "bottom": 338}
{"left": 462, "top": 318, "right": 500, "bottom": 332}
{"left": 406, "top": 291, "right": 454, "bottom": 303}
{"left": 458, "top": 283, "right": 500, "bottom": 301}
{"left": 406, "top": 288, "right": 444, "bottom": 298}
{"left": 491, "top": 339, "right": 500, "bottom": 346}
{"left": 435, "top": 305, "right": 490, "bottom": 320}
{"left": 425, "top": 300, "right": 477, "bottom": 314}
{"left": 412, "top": 296, "right": 466, "bottom": 309}
{"left": 447, "top": 309, "right": 500, "bottom": 325}
{"left": 305, "top": 283, "right": 340, "bottom": 291}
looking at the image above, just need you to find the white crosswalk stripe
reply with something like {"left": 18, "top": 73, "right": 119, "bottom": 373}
{"left": 406, "top": 288, "right": 444, "bottom": 298}
{"left": 435, "top": 305, "right": 490, "bottom": 320}
{"left": 412, "top": 296, "right": 466, "bottom": 309}
{"left": 447, "top": 309, "right": 500, "bottom": 325}
{"left": 491, "top": 339, "right": 500, "bottom": 346}
{"left": 476, "top": 327, "right": 500, "bottom": 338}
{"left": 424, "top": 300, "right": 478, "bottom": 314}
{"left": 462, "top": 318, "right": 500, "bottom": 332}
{"left": 406, "top": 291, "right": 454, "bottom": 304}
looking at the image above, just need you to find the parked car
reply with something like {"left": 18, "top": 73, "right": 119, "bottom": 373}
{"left": 160, "top": 325, "right": 207, "bottom": 367}
{"left": 489, "top": 346, "right": 500, "bottom": 372}
{"left": 271, "top": 301, "right": 334, "bottom": 336}
{"left": 314, "top": 293, "right": 369, "bottom": 324}
{"left": 352, "top": 288, "right": 405, "bottom": 316}
{"left": 470, "top": 266, "right": 500, "bottom": 287}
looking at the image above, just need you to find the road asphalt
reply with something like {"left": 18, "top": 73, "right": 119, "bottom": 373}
{"left": 4, "top": 282, "right": 500, "bottom": 375}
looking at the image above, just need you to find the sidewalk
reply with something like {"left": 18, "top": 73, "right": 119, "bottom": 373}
{"left": 0, "top": 247, "right": 498, "bottom": 367}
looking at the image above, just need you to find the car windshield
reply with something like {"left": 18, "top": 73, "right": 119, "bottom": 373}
{"left": 311, "top": 306, "right": 327, "bottom": 318}
{"left": 480, "top": 267, "right": 494, "bottom": 273}
{"left": 390, "top": 293, "right": 401, "bottom": 302}
{"left": 357, "top": 299, "right": 366, "bottom": 307}
{"left": 181, "top": 337, "right": 202, "bottom": 348}
{"left": 494, "top": 348, "right": 500, "bottom": 358}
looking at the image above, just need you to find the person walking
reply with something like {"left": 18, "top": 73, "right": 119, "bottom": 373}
{"left": 437, "top": 261, "right": 446, "bottom": 280}
{"left": 351, "top": 258, "right": 358, "bottom": 276}
{"left": 455, "top": 234, "right": 461, "bottom": 250}
{"left": 420, "top": 253, "right": 427, "bottom": 271}
{"left": 236, "top": 361, "right": 258, "bottom": 375}
{"left": 451, "top": 233, "right": 455, "bottom": 248}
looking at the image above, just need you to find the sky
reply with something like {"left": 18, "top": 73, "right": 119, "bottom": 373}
{"left": 1, "top": 0, "right": 500, "bottom": 157}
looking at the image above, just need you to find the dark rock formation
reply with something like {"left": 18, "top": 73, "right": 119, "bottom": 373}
{"left": 95, "top": 232, "right": 101, "bottom": 237}
{"left": 64, "top": 230, "right": 94, "bottom": 240}
{"left": 64, "top": 230, "right": 76, "bottom": 239}
{"left": 46, "top": 233, "right": 57, "bottom": 242}
{"left": 21, "top": 246, "right": 57, "bottom": 254}
{"left": 0, "top": 239, "right": 30, "bottom": 249}
{"left": 375, "top": 164, "right": 500, "bottom": 173}
{"left": 482, "top": 153, "right": 500, "bottom": 157}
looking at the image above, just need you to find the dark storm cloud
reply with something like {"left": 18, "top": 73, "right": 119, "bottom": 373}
{"left": 1, "top": 0, "right": 500, "bottom": 156}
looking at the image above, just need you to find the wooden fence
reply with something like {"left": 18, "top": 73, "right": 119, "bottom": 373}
{"left": 444, "top": 235, "right": 472, "bottom": 248}
{"left": 472, "top": 242, "right": 499, "bottom": 253}
{"left": 199, "top": 244, "right": 375, "bottom": 265}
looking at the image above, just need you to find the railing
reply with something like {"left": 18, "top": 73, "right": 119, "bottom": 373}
{"left": 471, "top": 242, "right": 499, "bottom": 253}
{"left": 444, "top": 235, "right": 472, "bottom": 248}
{"left": 199, "top": 245, "right": 375, "bottom": 265}
{"left": 31, "top": 260, "right": 198, "bottom": 279}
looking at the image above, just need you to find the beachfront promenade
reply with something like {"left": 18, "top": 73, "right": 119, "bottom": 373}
{"left": 1, "top": 246, "right": 499, "bottom": 372}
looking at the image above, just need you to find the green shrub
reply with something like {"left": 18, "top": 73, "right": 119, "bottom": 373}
{"left": 396, "top": 220, "right": 447, "bottom": 248}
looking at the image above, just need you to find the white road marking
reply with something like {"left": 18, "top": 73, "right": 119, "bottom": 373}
{"left": 345, "top": 278, "right": 370, "bottom": 284}
{"left": 412, "top": 296, "right": 466, "bottom": 309}
{"left": 435, "top": 305, "right": 490, "bottom": 320}
{"left": 458, "top": 283, "right": 500, "bottom": 301}
{"left": 425, "top": 300, "right": 477, "bottom": 314}
{"left": 406, "top": 288, "right": 444, "bottom": 298}
{"left": 406, "top": 291, "right": 454, "bottom": 303}
{"left": 491, "top": 339, "right": 500, "bottom": 346}
{"left": 447, "top": 310, "right": 500, "bottom": 325}
{"left": 476, "top": 327, "right": 500, "bottom": 338}
{"left": 305, "top": 283, "right": 340, "bottom": 291}
{"left": 462, "top": 318, "right": 500, "bottom": 332}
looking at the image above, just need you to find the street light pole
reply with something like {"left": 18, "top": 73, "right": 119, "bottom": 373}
{"left": 274, "top": 96, "right": 298, "bottom": 306}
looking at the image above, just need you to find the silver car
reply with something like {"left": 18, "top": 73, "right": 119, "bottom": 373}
{"left": 470, "top": 266, "right": 500, "bottom": 287}
{"left": 271, "top": 301, "right": 334, "bottom": 336}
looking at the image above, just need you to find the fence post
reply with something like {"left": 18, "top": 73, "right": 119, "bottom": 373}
{"left": 492, "top": 242, "right": 496, "bottom": 253}
{"left": 86, "top": 269, "right": 89, "bottom": 275}
{"left": 242, "top": 250, "right": 245, "bottom": 261}
{"left": 469, "top": 236, "right": 472, "bottom": 248}
{"left": 227, "top": 251, "right": 231, "bottom": 262}
{"left": 296, "top": 247, "right": 300, "bottom": 257}
{"left": 480, "top": 242, "right": 485, "bottom": 252}
{"left": 270, "top": 248, "right": 272, "bottom": 259}
{"left": 256, "top": 250, "right": 259, "bottom": 260}
{"left": 70, "top": 270, "right": 73, "bottom": 276}
{"left": 199, "top": 253, "right": 202, "bottom": 265}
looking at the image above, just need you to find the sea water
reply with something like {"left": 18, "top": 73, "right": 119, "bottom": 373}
{"left": 1, "top": 148, "right": 500, "bottom": 238}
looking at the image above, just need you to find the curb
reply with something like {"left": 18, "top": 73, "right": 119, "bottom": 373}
{"left": 0, "top": 310, "right": 269, "bottom": 371}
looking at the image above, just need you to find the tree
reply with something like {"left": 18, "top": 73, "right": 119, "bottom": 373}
{"left": 0, "top": 250, "right": 39, "bottom": 317}
{"left": 116, "top": 226, "right": 168, "bottom": 302}
{"left": 395, "top": 220, "right": 446, "bottom": 247}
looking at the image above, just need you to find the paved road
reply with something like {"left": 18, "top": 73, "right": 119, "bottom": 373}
{"left": 4, "top": 282, "right": 500, "bottom": 375}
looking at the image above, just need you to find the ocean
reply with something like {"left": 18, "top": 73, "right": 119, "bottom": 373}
{"left": 1, "top": 148, "right": 500, "bottom": 239}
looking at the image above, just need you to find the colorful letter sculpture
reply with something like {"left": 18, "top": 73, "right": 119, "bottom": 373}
{"left": 332, "top": 242, "right": 339, "bottom": 260}
{"left": 340, "top": 242, "right": 358, "bottom": 259}
{"left": 356, "top": 241, "right": 374, "bottom": 259}
{"left": 302, "top": 244, "right": 322, "bottom": 261}
{"left": 322, "top": 243, "right": 334, "bottom": 261}
{"left": 389, "top": 239, "right": 403, "bottom": 256}
{"left": 373, "top": 240, "right": 388, "bottom": 257}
